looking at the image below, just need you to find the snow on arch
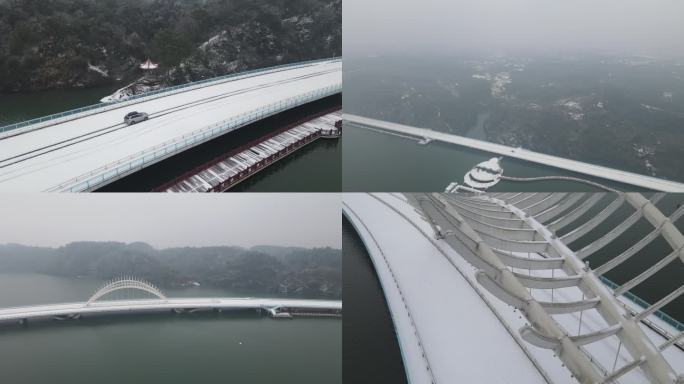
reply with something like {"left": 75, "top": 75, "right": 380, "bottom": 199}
{"left": 87, "top": 277, "right": 167, "bottom": 304}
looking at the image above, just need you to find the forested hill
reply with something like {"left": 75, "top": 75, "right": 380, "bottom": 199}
{"left": 0, "top": 242, "right": 342, "bottom": 299}
{"left": 0, "top": 0, "right": 341, "bottom": 93}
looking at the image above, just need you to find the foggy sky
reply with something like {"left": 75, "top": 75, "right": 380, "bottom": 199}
{"left": 0, "top": 194, "right": 341, "bottom": 249}
{"left": 344, "top": 0, "right": 684, "bottom": 57}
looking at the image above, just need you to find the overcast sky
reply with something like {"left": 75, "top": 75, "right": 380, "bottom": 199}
{"left": 344, "top": 0, "right": 684, "bottom": 57}
{"left": 0, "top": 194, "right": 341, "bottom": 249}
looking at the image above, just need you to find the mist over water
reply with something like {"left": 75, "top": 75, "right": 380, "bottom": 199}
{"left": 344, "top": 0, "right": 684, "bottom": 58}
{"left": 343, "top": 0, "right": 684, "bottom": 183}
{"left": 0, "top": 193, "right": 341, "bottom": 249}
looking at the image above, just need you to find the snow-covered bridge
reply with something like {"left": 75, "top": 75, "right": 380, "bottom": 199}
{"left": 0, "top": 277, "right": 342, "bottom": 324}
{"left": 0, "top": 59, "right": 341, "bottom": 192}
{"left": 344, "top": 114, "right": 684, "bottom": 193}
{"left": 343, "top": 192, "right": 684, "bottom": 384}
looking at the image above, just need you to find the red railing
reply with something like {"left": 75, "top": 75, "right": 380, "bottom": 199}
{"left": 208, "top": 130, "right": 323, "bottom": 192}
{"left": 153, "top": 106, "right": 341, "bottom": 192}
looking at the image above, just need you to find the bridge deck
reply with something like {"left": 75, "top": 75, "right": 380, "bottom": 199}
{"left": 344, "top": 193, "right": 684, "bottom": 384}
{"left": 345, "top": 114, "right": 684, "bottom": 192}
{"left": 0, "top": 60, "right": 341, "bottom": 192}
{"left": 0, "top": 297, "right": 342, "bottom": 322}
{"left": 343, "top": 193, "right": 548, "bottom": 384}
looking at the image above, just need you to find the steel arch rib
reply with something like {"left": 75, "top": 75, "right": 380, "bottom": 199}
{"left": 520, "top": 193, "right": 565, "bottom": 215}
{"left": 418, "top": 193, "right": 605, "bottom": 383}
{"left": 534, "top": 193, "right": 586, "bottom": 224}
{"left": 412, "top": 192, "right": 680, "bottom": 383}
{"left": 482, "top": 193, "right": 679, "bottom": 383}
{"left": 88, "top": 278, "right": 167, "bottom": 304}
{"left": 548, "top": 193, "right": 605, "bottom": 232}
{"left": 560, "top": 194, "right": 627, "bottom": 244}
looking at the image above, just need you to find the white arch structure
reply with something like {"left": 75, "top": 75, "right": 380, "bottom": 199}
{"left": 408, "top": 192, "right": 683, "bottom": 383}
{"left": 87, "top": 277, "right": 167, "bottom": 305}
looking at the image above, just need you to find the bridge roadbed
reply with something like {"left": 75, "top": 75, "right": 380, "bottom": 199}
{"left": 343, "top": 193, "right": 684, "bottom": 384}
{"left": 345, "top": 114, "right": 684, "bottom": 192}
{"left": 0, "top": 60, "right": 341, "bottom": 192}
{"left": 342, "top": 193, "right": 549, "bottom": 384}
{"left": 158, "top": 110, "right": 341, "bottom": 192}
{"left": 0, "top": 298, "right": 342, "bottom": 324}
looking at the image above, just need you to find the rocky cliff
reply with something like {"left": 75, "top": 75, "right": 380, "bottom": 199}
{"left": 0, "top": 0, "right": 341, "bottom": 94}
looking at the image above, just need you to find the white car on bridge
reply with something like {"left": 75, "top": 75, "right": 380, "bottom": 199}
{"left": 123, "top": 111, "right": 149, "bottom": 125}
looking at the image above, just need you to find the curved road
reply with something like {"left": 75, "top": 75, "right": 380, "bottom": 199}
{"left": 343, "top": 193, "right": 684, "bottom": 384}
{"left": 344, "top": 114, "right": 684, "bottom": 192}
{"left": 0, "top": 297, "right": 342, "bottom": 323}
{"left": 0, "top": 60, "right": 341, "bottom": 191}
{"left": 343, "top": 193, "right": 549, "bottom": 384}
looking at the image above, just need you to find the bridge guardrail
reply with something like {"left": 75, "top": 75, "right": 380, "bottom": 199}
{"left": 0, "top": 57, "right": 340, "bottom": 137}
{"left": 600, "top": 276, "right": 684, "bottom": 332}
{"left": 48, "top": 82, "right": 342, "bottom": 192}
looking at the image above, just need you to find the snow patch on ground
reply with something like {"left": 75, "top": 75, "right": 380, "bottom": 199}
{"left": 199, "top": 31, "right": 226, "bottom": 51}
{"left": 556, "top": 99, "right": 584, "bottom": 120}
{"left": 641, "top": 104, "right": 664, "bottom": 112}
{"left": 471, "top": 72, "right": 511, "bottom": 98}
{"left": 282, "top": 15, "right": 313, "bottom": 25}
{"left": 100, "top": 80, "right": 160, "bottom": 103}
{"left": 87, "top": 63, "right": 109, "bottom": 78}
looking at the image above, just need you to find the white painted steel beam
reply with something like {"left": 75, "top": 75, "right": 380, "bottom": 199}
{"left": 635, "top": 286, "right": 684, "bottom": 322}
{"left": 560, "top": 195, "right": 626, "bottom": 244}
{"left": 548, "top": 194, "right": 605, "bottom": 232}
{"left": 535, "top": 193, "right": 587, "bottom": 224}
{"left": 615, "top": 246, "right": 684, "bottom": 295}
{"left": 412, "top": 192, "right": 681, "bottom": 383}
{"left": 418, "top": 193, "right": 605, "bottom": 383}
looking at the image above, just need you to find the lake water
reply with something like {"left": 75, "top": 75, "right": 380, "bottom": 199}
{"left": 0, "top": 86, "right": 120, "bottom": 126}
{"left": 342, "top": 218, "right": 407, "bottom": 384}
{"left": 342, "top": 124, "right": 644, "bottom": 192}
{"left": 0, "top": 273, "right": 341, "bottom": 384}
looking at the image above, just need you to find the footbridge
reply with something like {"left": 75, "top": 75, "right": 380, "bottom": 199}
{"left": 0, "top": 277, "right": 342, "bottom": 325}
{"left": 344, "top": 114, "right": 684, "bottom": 192}
{"left": 0, "top": 59, "right": 341, "bottom": 192}
{"left": 343, "top": 192, "right": 683, "bottom": 384}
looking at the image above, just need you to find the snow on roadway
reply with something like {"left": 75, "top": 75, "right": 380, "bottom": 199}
{"left": 344, "top": 114, "right": 684, "bottom": 193}
{"left": 345, "top": 193, "right": 684, "bottom": 383}
{"left": 0, "top": 297, "right": 342, "bottom": 321}
{"left": 0, "top": 60, "right": 341, "bottom": 192}
{"left": 343, "top": 193, "right": 549, "bottom": 384}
